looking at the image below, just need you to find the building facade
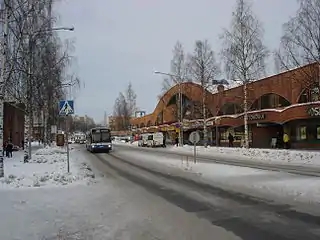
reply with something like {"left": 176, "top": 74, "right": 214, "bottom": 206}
{"left": 131, "top": 63, "right": 320, "bottom": 149}
{"left": 3, "top": 102, "right": 25, "bottom": 147}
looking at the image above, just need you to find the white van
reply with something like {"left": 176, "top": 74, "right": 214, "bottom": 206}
{"left": 138, "top": 134, "right": 149, "bottom": 147}
{"left": 147, "top": 132, "right": 164, "bottom": 147}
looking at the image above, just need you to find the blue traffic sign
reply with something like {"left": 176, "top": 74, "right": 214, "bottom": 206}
{"left": 59, "top": 100, "right": 74, "bottom": 115}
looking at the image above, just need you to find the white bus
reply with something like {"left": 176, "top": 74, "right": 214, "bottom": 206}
{"left": 86, "top": 127, "right": 112, "bottom": 153}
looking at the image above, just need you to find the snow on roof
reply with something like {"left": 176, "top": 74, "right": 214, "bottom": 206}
{"left": 206, "top": 80, "right": 241, "bottom": 94}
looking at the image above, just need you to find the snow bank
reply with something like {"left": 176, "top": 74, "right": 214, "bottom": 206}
{"left": 114, "top": 141, "right": 320, "bottom": 167}
{"left": 115, "top": 150, "right": 320, "bottom": 205}
{"left": 170, "top": 145, "right": 320, "bottom": 166}
{"left": 0, "top": 146, "right": 96, "bottom": 189}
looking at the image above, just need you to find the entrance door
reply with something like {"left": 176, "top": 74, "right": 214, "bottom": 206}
{"left": 252, "top": 124, "right": 283, "bottom": 148}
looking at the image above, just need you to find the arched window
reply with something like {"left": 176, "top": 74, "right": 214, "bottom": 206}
{"left": 140, "top": 123, "right": 145, "bottom": 128}
{"left": 156, "top": 111, "right": 163, "bottom": 125}
{"left": 166, "top": 94, "right": 190, "bottom": 107}
{"left": 250, "top": 93, "right": 291, "bottom": 110}
{"left": 146, "top": 120, "right": 152, "bottom": 127}
{"left": 218, "top": 103, "right": 243, "bottom": 115}
{"left": 182, "top": 100, "right": 213, "bottom": 119}
{"left": 298, "top": 86, "right": 320, "bottom": 103}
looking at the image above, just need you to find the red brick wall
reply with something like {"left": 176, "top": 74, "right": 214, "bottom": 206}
{"left": 131, "top": 63, "right": 319, "bottom": 127}
{"left": 3, "top": 103, "right": 25, "bottom": 147}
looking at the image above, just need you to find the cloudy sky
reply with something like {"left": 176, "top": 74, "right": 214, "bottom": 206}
{"left": 55, "top": 0, "right": 298, "bottom": 123}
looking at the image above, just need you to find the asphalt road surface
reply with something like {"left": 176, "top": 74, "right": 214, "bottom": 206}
{"left": 2, "top": 145, "right": 320, "bottom": 240}
{"left": 88, "top": 145, "right": 320, "bottom": 240}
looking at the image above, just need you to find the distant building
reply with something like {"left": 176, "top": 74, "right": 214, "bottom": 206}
{"left": 108, "top": 115, "right": 130, "bottom": 131}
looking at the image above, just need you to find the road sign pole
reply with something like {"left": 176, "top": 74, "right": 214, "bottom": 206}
{"left": 188, "top": 131, "right": 200, "bottom": 164}
{"left": 58, "top": 99, "right": 74, "bottom": 173}
{"left": 194, "top": 141, "right": 196, "bottom": 164}
{"left": 66, "top": 114, "right": 70, "bottom": 173}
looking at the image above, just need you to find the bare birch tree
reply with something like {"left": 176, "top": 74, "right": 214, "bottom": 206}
{"left": 113, "top": 92, "right": 129, "bottom": 131}
{"left": 159, "top": 41, "right": 188, "bottom": 97}
{"left": 276, "top": 0, "right": 320, "bottom": 100}
{"left": 113, "top": 83, "right": 137, "bottom": 130}
{"left": 4, "top": 0, "right": 78, "bottom": 158}
{"left": 188, "top": 39, "right": 220, "bottom": 147}
{"left": 126, "top": 82, "right": 137, "bottom": 117}
{"left": 220, "top": 0, "right": 269, "bottom": 148}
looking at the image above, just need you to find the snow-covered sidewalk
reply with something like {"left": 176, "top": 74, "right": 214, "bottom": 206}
{"left": 0, "top": 145, "right": 96, "bottom": 189}
{"left": 114, "top": 141, "right": 320, "bottom": 167}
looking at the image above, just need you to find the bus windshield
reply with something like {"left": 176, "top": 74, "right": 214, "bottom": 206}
{"left": 92, "top": 133, "right": 101, "bottom": 143}
{"left": 91, "top": 129, "right": 111, "bottom": 143}
{"left": 101, "top": 131, "right": 111, "bottom": 142}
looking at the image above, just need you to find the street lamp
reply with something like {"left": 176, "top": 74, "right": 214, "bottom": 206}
{"left": 154, "top": 71, "right": 184, "bottom": 147}
{"left": 24, "top": 26, "right": 75, "bottom": 161}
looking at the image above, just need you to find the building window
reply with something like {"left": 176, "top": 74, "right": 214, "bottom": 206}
{"left": 250, "top": 93, "right": 291, "bottom": 110}
{"left": 297, "top": 126, "right": 307, "bottom": 140}
{"left": 299, "top": 87, "right": 320, "bottom": 103}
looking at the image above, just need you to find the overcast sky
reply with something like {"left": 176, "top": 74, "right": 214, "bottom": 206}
{"left": 55, "top": 0, "right": 298, "bottom": 123}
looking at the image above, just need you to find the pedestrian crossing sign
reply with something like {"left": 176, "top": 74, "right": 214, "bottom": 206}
{"left": 59, "top": 100, "right": 74, "bottom": 115}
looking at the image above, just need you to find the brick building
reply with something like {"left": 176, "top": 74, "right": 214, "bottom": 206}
{"left": 131, "top": 63, "right": 320, "bottom": 149}
{"left": 3, "top": 102, "right": 25, "bottom": 147}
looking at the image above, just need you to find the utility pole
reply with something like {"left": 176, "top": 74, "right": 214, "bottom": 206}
{"left": 154, "top": 71, "right": 184, "bottom": 147}
{"left": 45, "top": 0, "right": 53, "bottom": 146}
{"left": 0, "top": 1, "right": 8, "bottom": 176}
{"left": 243, "top": 81, "right": 249, "bottom": 148}
{"left": 178, "top": 81, "right": 183, "bottom": 147}
{"left": 202, "top": 85, "right": 208, "bottom": 148}
{"left": 24, "top": 0, "right": 37, "bottom": 161}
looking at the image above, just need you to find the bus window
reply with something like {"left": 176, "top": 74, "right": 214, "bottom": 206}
{"left": 101, "top": 131, "right": 111, "bottom": 142}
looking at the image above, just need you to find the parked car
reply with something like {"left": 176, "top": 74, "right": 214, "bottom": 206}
{"left": 138, "top": 134, "right": 149, "bottom": 147}
{"left": 146, "top": 132, "right": 164, "bottom": 147}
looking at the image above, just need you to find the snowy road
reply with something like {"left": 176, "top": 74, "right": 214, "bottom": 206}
{"left": 102, "top": 145, "right": 320, "bottom": 240}
{"left": 0, "top": 145, "right": 239, "bottom": 240}
{"left": 2, "top": 145, "right": 320, "bottom": 240}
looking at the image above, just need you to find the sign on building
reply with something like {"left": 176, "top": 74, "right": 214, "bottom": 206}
{"left": 135, "top": 111, "right": 146, "bottom": 118}
{"left": 307, "top": 107, "right": 320, "bottom": 117}
{"left": 247, "top": 113, "right": 266, "bottom": 121}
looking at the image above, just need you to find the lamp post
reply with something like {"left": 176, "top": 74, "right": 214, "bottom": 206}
{"left": 214, "top": 117, "right": 221, "bottom": 146}
{"left": 154, "top": 71, "right": 184, "bottom": 147}
{"left": 24, "top": 26, "right": 74, "bottom": 162}
{"left": 0, "top": 4, "right": 8, "bottom": 177}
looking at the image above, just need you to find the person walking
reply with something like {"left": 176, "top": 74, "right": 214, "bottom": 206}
{"left": 283, "top": 132, "right": 290, "bottom": 149}
{"left": 6, "top": 141, "right": 13, "bottom": 158}
{"left": 228, "top": 133, "right": 234, "bottom": 147}
{"left": 163, "top": 133, "right": 166, "bottom": 148}
{"left": 175, "top": 136, "right": 179, "bottom": 147}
